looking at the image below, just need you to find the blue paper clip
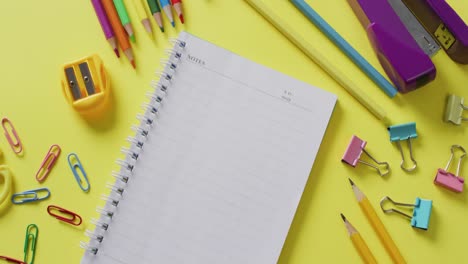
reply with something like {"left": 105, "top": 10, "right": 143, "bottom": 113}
{"left": 388, "top": 122, "right": 418, "bottom": 172}
{"left": 11, "top": 188, "right": 50, "bottom": 204}
{"left": 68, "top": 153, "right": 90, "bottom": 192}
{"left": 380, "top": 196, "right": 433, "bottom": 230}
{"left": 24, "top": 224, "right": 38, "bottom": 264}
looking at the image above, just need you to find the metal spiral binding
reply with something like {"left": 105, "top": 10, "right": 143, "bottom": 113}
{"left": 85, "top": 229, "right": 104, "bottom": 243}
{"left": 81, "top": 38, "right": 187, "bottom": 256}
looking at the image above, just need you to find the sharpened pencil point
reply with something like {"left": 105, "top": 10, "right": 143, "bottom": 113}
{"left": 171, "top": 21, "right": 175, "bottom": 27}
{"left": 160, "top": 27, "right": 164, "bottom": 33}
{"left": 114, "top": 49, "right": 120, "bottom": 58}
{"left": 340, "top": 213, "right": 346, "bottom": 222}
{"left": 179, "top": 14, "right": 184, "bottom": 24}
{"left": 130, "top": 35, "right": 136, "bottom": 43}
{"left": 131, "top": 60, "right": 136, "bottom": 69}
{"left": 349, "top": 178, "right": 355, "bottom": 186}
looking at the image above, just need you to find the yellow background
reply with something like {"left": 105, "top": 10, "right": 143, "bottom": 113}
{"left": 0, "top": 0, "right": 467, "bottom": 263}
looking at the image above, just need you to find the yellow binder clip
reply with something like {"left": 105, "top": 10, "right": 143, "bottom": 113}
{"left": 444, "top": 94, "right": 468, "bottom": 125}
{"left": 61, "top": 54, "right": 110, "bottom": 118}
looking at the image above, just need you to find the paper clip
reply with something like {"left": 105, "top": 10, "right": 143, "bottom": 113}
{"left": 388, "top": 122, "right": 418, "bottom": 172}
{"left": 0, "top": 256, "right": 26, "bottom": 264}
{"left": 47, "top": 205, "right": 82, "bottom": 226}
{"left": 11, "top": 188, "right": 50, "bottom": 205}
{"left": 68, "top": 153, "right": 90, "bottom": 192}
{"left": 23, "top": 224, "right": 38, "bottom": 264}
{"left": 36, "top": 145, "right": 61, "bottom": 182}
{"left": 434, "top": 145, "right": 466, "bottom": 193}
{"left": 380, "top": 196, "right": 433, "bottom": 230}
{"left": 444, "top": 94, "right": 468, "bottom": 125}
{"left": 2, "top": 118, "right": 23, "bottom": 155}
{"left": 342, "top": 135, "right": 390, "bottom": 176}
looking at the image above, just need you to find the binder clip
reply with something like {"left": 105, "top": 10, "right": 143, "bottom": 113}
{"left": 380, "top": 196, "right": 432, "bottom": 230}
{"left": 342, "top": 135, "right": 390, "bottom": 176}
{"left": 434, "top": 145, "right": 465, "bottom": 193}
{"left": 61, "top": 54, "right": 110, "bottom": 119}
{"left": 444, "top": 94, "right": 468, "bottom": 125}
{"left": 388, "top": 122, "right": 417, "bottom": 172}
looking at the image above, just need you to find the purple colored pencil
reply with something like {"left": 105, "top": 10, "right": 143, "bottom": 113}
{"left": 91, "top": 0, "right": 120, "bottom": 57}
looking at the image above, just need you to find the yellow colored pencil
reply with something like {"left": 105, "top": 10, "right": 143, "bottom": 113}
{"left": 341, "top": 213, "right": 377, "bottom": 264}
{"left": 133, "top": 0, "right": 153, "bottom": 36}
{"left": 349, "top": 179, "right": 406, "bottom": 264}
{"left": 243, "top": 0, "right": 388, "bottom": 123}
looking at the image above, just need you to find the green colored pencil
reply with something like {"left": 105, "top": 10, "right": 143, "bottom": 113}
{"left": 147, "top": 0, "right": 164, "bottom": 32}
{"left": 113, "top": 0, "right": 136, "bottom": 42}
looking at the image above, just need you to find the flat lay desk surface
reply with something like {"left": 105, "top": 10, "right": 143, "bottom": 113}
{"left": 0, "top": 1, "right": 467, "bottom": 263}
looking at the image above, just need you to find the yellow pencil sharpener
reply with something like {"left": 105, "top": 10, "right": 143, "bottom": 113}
{"left": 61, "top": 54, "right": 110, "bottom": 118}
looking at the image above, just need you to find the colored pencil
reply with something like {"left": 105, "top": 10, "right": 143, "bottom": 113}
{"left": 243, "top": 0, "right": 388, "bottom": 123}
{"left": 147, "top": 0, "right": 164, "bottom": 32}
{"left": 133, "top": 0, "right": 153, "bottom": 36}
{"left": 341, "top": 213, "right": 377, "bottom": 264}
{"left": 290, "top": 0, "right": 398, "bottom": 98}
{"left": 113, "top": 0, "right": 136, "bottom": 43}
{"left": 171, "top": 0, "right": 184, "bottom": 24}
{"left": 91, "top": 0, "right": 119, "bottom": 57}
{"left": 159, "top": 0, "right": 175, "bottom": 27}
{"left": 349, "top": 179, "right": 406, "bottom": 264}
{"left": 102, "top": 0, "right": 136, "bottom": 68}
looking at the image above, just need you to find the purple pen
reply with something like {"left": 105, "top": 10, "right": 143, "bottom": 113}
{"left": 347, "top": 0, "right": 436, "bottom": 93}
{"left": 91, "top": 0, "right": 119, "bottom": 58}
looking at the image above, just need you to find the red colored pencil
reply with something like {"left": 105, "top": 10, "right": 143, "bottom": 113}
{"left": 171, "top": 0, "right": 184, "bottom": 24}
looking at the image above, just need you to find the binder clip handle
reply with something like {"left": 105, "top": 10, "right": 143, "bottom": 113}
{"left": 444, "top": 145, "right": 466, "bottom": 176}
{"left": 396, "top": 139, "right": 417, "bottom": 172}
{"left": 380, "top": 196, "right": 414, "bottom": 219}
{"left": 359, "top": 148, "right": 390, "bottom": 176}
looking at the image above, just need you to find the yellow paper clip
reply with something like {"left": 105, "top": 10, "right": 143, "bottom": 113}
{"left": 61, "top": 54, "right": 110, "bottom": 118}
{"left": 0, "top": 165, "right": 13, "bottom": 209}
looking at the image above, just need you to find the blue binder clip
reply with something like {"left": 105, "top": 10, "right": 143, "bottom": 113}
{"left": 388, "top": 122, "right": 417, "bottom": 172}
{"left": 380, "top": 196, "right": 432, "bottom": 230}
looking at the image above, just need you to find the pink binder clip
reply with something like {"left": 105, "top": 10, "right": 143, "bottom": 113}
{"left": 342, "top": 135, "right": 390, "bottom": 176}
{"left": 434, "top": 145, "right": 465, "bottom": 193}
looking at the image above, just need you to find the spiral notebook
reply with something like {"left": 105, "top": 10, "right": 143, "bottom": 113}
{"left": 81, "top": 31, "right": 337, "bottom": 264}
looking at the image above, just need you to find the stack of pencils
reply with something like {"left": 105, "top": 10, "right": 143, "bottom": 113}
{"left": 90, "top": 0, "right": 185, "bottom": 69}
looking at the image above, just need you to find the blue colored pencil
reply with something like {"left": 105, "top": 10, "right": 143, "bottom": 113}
{"left": 159, "top": 0, "right": 175, "bottom": 27}
{"left": 290, "top": 0, "right": 398, "bottom": 98}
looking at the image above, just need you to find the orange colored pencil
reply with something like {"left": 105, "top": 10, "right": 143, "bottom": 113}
{"left": 102, "top": 0, "right": 136, "bottom": 68}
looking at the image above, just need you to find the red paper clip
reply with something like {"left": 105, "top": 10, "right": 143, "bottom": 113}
{"left": 36, "top": 145, "right": 61, "bottom": 182}
{"left": 0, "top": 255, "right": 26, "bottom": 264}
{"left": 47, "top": 205, "right": 82, "bottom": 226}
{"left": 2, "top": 118, "right": 23, "bottom": 155}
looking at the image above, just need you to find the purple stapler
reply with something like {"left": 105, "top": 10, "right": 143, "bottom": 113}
{"left": 401, "top": 0, "right": 468, "bottom": 64}
{"left": 347, "top": 0, "right": 437, "bottom": 93}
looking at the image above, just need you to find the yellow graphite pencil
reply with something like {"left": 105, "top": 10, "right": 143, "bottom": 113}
{"left": 349, "top": 179, "right": 406, "bottom": 264}
{"left": 133, "top": 0, "right": 153, "bottom": 36}
{"left": 341, "top": 213, "right": 377, "bottom": 264}
{"left": 243, "top": 0, "right": 388, "bottom": 123}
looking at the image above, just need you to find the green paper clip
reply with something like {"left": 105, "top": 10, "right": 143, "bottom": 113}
{"left": 444, "top": 94, "right": 468, "bottom": 125}
{"left": 24, "top": 224, "right": 38, "bottom": 264}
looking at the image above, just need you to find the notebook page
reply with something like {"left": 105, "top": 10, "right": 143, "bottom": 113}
{"left": 82, "top": 32, "right": 336, "bottom": 264}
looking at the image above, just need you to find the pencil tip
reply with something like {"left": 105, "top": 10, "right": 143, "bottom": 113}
{"left": 179, "top": 14, "right": 184, "bottom": 24}
{"left": 348, "top": 178, "right": 355, "bottom": 186}
{"left": 340, "top": 213, "right": 346, "bottom": 222}
{"left": 114, "top": 49, "right": 120, "bottom": 58}
{"left": 171, "top": 21, "right": 175, "bottom": 27}
{"left": 130, "top": 35, "right": 136, "bottom": 43}
{"left": 160, "top": 27, "right": 164, "bottom": 33}
{"left": 131, "top": 60, "right": 136, "bottom": 69}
